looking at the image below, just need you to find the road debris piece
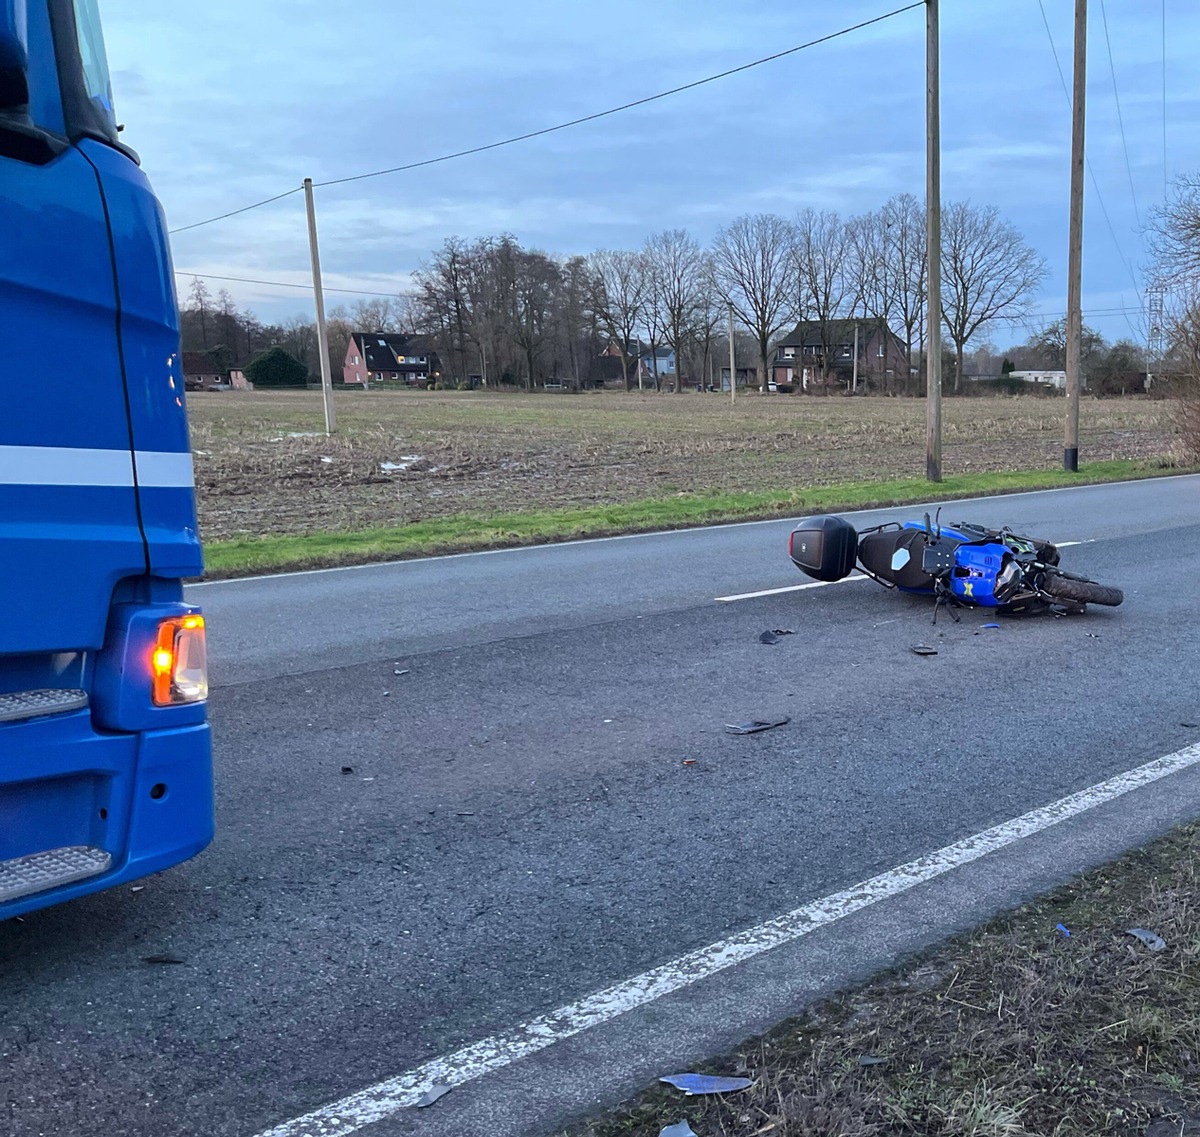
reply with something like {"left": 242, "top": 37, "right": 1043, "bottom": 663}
{"left": 981, "top": 622, "right": 1001, "bottom": 629}
{"left": 682, "top": 759, "right": 697, "bottom": 766}
{"left": 911, "top": 644, "right": 938, "bottom": 656}
{"left": 724, "top": 716, "right": 790, "bottom": 735}
{"left": 143, "top": 954, "right": 185, "bottom": 965}
{"left": 1056, "top": 923, "right": 1072, "bottom": 938}
{"left": 771, "top": 628, "right": 796, "bottom": 636}
{"left": 659, "top": 1123, "right": 698, "bottom": 1137}
{"left": 1126, "top": 927, "right": 1167, "bottom": 952}
{"left": 393, "top": 669, "right": 409, "bottom": 676}
{"left": 341, "top": 766, "right": 354, "bottom": 775}
{"left": 414, "top": 1085, "right": 452, "bottom": 1108}
{"left": 1085, "top": 632, "right": 1101, "bottom": 639}
{"left": 130, "top": 885, "right": 145, "bottom": 894}
{"left": 759, "top": 631, "right": 780, "bottom": 644}
{"left": 1182, "top": 722, "right": 1199, "bottom": 729}
{"left": 659, "top": 1073, "right": 755, "bottom": 1096}
{"left": 858, "top": 1055, "right": 887, "bottom": 1067}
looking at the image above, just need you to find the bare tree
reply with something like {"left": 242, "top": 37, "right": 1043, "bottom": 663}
{"left": 1149, "top": 175, "right": 1200, "bottom": 285}
{"left": 793, "top": 208, "right": 854, "bottom": 386}
{"left": 415, "top": 237, "right": 477, "bottom": 383}
{"left": 349, "top": 296, "right": 410, "bottom": 332}
{"left": 880, "top": 193, "right": 926, "bottom": 391}
{"left": 215, "top": 289, "right": 239, "bottom": 361}
{"left": 941, "top": 201, "right": 1046, "bottom": 391}
{"left": 512, "top": 249, "right": 560, "bottom": 388}
{"left": 712, "top": 214, "right": 796, "bottom": 392}
{"left": 688, "top": 257, "right": 725, "bottom": 393}
{"left": 589, "top": 249, "right": 645, "bottom": 390}
{"left": 186, "top": 277, "right": 212, "bottom": 350}
{"left": 281, "top": 315, "right": 317, "bottom": 373}
{"left": 642, "top": 230, "right": 704, "bottom": 393}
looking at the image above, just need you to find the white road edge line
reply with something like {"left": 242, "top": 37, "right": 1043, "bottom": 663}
{"left": 253, "top": 740, "right": 1200, "bottom": 1137}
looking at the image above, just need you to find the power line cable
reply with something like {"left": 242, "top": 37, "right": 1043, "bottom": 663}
{"left": 1098, "top": 0, "right": 1140, "bottom": 228}
{"left": 167, "top": 3, "right": 922, "bottom": 231}
{"left": 315, "top": 3, "right": 922, "bottom": 189}
{"left": 175, "top": 270, "right": 411, "bottom": 299}
{"left": 169, "top": 187, "right": 303, "bottom": 236}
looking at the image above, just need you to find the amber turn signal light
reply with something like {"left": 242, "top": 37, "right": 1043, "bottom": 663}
{"left": 150, "top": 615, "right": 209, "bottom": 706}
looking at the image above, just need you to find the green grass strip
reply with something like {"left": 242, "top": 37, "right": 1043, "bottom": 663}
{"left": 201, "top": 459, "right": 1185, "bottom": 578}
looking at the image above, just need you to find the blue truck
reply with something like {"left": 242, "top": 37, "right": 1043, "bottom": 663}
{"left": 1, "top": 0, "right": 213, "bottom": 918}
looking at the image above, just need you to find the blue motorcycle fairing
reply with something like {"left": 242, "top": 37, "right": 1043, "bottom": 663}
{"left": 947, "top": 541, "right": 1011, "bottom": 607}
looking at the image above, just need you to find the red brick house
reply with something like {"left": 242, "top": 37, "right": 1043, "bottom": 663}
{"left": 182, "top": 351, "right": 225, "bottom": 391}
{"left": 773, "top": 320, "right": 909, "bottom": 392}
{"left": 344, "top": 332, "right": 440, "bottom": 387}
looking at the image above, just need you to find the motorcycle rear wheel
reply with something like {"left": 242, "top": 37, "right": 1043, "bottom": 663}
{"left": 1041, "top": 570, "right": 1124, "bottom": 607}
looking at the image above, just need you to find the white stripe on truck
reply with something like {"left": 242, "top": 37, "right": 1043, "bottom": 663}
{"left": 0, "top": 445, "right": 194, "bottom": 488}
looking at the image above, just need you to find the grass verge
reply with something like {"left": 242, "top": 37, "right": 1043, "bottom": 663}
{"left": 200, "top": 460, "right": 1184, "bottom": 578}
{"left": 564, "top": 818, "right": 1200, "bottom": 1137}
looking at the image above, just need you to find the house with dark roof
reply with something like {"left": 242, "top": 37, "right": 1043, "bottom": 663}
{"left": 772, "top": 319, "right": 909, "bottom": 392}
{"left": 344, "top": 332, "right": 440, "bottom": 387}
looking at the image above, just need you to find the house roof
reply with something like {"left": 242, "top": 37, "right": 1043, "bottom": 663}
{"left": 774, "top": 319, "right": 896, "bottom": 348}
{"left": 352, "top": 331, "right": 437, "bottom": 371}
{"left": 181, "top": 351, "right": 224, "bottom": 375}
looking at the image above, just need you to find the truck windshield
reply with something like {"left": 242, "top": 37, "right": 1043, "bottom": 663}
{"left": 71, "top": 0, "right": 116, "bottom": 134}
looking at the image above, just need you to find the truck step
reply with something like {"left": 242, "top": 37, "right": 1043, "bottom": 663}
{"left": 0, "top": 688, "right": 88, "bottom": 724}
{"left": 0, "top": 845, "right": 112, "bottom": 904}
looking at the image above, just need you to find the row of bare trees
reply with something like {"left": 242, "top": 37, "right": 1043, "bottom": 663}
{"left": 179, "top": 196, "right": 1046, "bottom": 394}
{"left": 410, "top": 195, "right": 1045, "bottom": 392}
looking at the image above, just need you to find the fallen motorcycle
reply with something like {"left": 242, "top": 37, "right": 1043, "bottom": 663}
{"left": 788, "top": 512, "right": 1123, "bottom": 618}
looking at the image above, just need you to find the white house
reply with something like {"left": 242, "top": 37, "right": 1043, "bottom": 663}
{"left": 1009, "top": 370, "right": 1070, "bottom": 389}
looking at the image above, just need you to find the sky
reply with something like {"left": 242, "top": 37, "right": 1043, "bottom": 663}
{"left": 100, "top": 0, "right": 1199, "bottom": 348}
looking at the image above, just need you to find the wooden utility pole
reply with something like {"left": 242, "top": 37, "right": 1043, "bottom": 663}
{"left": 727, "top": 304, "right": 737, "bottom": 406}
{"left": 1064, "top": 0, "right": 1087, "bottom": 471}
{"left": 303, "top": 177, "right": 337, "bottom": 434}
{"left": 925, "top": 0, "right": 942, "bottom": 482}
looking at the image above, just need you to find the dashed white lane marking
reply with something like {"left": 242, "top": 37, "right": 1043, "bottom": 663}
{"left": 715, "top": 574, "right": 868, "bottom": 602}
{"left": 252, "top": 740, "right": 1200, "bottom": 1137}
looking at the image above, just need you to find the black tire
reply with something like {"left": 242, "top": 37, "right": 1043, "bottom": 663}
{"left": 1042, "top": 570, "right": 1123, "bottom": 607}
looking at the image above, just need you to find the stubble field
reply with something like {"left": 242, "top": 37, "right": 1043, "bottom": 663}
{"left": 186, "top": 389, "right": 1172, "bottom": 543}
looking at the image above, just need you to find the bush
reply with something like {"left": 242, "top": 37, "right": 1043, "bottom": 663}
{"left": 245, "top": 346, "right": 308, "bottom": 388}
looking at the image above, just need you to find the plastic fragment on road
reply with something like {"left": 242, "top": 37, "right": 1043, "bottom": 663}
{"left": 659, "top": 1073, "right": 755, "bottom": 1095}
{"left": 393, "top": 669, "right": 409, "bottom": 676}
{"left": 682, "top": 759, "right": 697, "bottom": 766}
{"left": 724, "top": 717, "right": 790, "bottom": 735}
{"left": 660, "top": 1123, "right": 698, "bottom": 1137}
{"left": 981, "top": 622, "right": 1001, "bottom": 629}
{"left": 414, "top": 1085, "right": 452, "bottom": 1108}
{"left": 1056, "top": 923, "right": 1072, "bottom": 938}
{"left": 1182, "top": 722, "right": 1199, "bottom": 729}
{"left": 341, "top": 766, "right": 354, "bottom": 775}
{"left": 759, "top": 631, "right": 779, "bottom": 644}
{"left": 143, "top": 954, "right": 185, "bottom": 965}
{"left": 858, "top": 1055, "right": 886, "bottom": 1067}
{"left": 1126, "top": 927, "right": 1167, "bottom": 952}
{"left": 771, "top": 628, "right": 796, "bottom": 636}
{"left": 911, "top": 644, "right": 938, "bottom": 656}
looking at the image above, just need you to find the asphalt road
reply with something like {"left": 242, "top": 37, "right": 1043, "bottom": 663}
{"left": 3, "top": 474, "right": 1199, "bottom": 1137}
